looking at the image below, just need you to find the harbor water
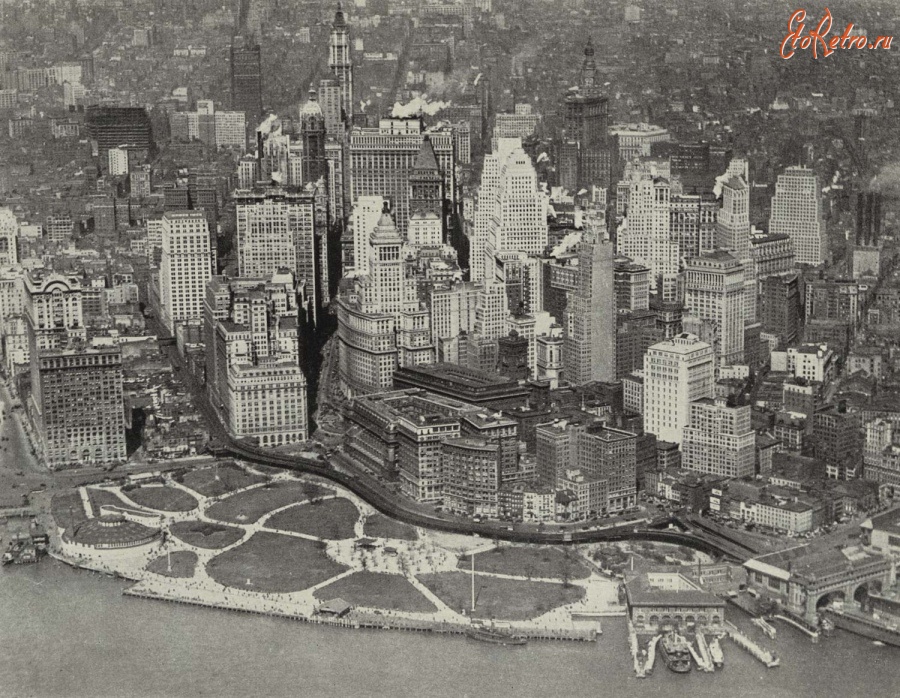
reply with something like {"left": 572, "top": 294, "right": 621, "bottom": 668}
{"left": 2, "top": 558, "right": 900, "bottom": 697}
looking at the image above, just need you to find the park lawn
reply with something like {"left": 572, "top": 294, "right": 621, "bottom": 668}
{"left": 169, "top": 520, "right": 245, "bottom": 549}
{"left": 313, "top": 571, "right": 436, "bottom": 613}
{"left": 207, "top": 531, "right": 348, "bottom": 593}
{"left": 50, "top": 491, "right": 88, "bottom": 530}
{"left": 264, "top": 498, "right": 359, "bottom": 539}
{"left": 458, "top": 546, "right": 591, "bottom": 582}
{"left": 417, "top": 571, "right": 585, "bottom": 621}
{"left": 179, "top": 463, "right": 268, "bottom": 497}
{"left": 146, "top": 551, "right": 198, "bottom": 579}
{"left": 205, "top": 480, "right": 329, "bottom": 524}
{"left": 86, "top": 488, "right": 130, "bottom": 514}
{"left": 123, "top": 485, "right": 198, "bottom": 512}
{"left": 363, "top": 514, "right": 418, "bottom": 541}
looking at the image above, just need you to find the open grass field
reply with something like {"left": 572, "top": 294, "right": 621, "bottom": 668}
{"left": 169, "top": 520, "right": 245, "bottom": 549}
{"left": 313, "top": 571, "right": 437, "bottom": 613}
{"left": 363, "top": 514, "right": 418, "bottom": 541}
{"left": 417, "top": 571, "right": 585, "bottom": 621}
{"left": 205, "top": 480, "right": 329, "bottom": 524}
{"left": 179, "top": 463, "right": 268, "bottom": 498}
{"left": 50, "top": 491, "right": 88, "bottom": 530}
{"left": 264, "top": 498, "right": 359, "bottom": 539}
{"left": 206, "top": 531, "right": 348, "bottom": 593}
{"left": 122, "top": 485, "right": 198, "bottom": 512}
{"left": 458, "top": 546, "right": 590, "bottom": 581}
{"left": 146, "top": 551, "right": 198, "bottom": 578}
{"left": 86, "top": 488, "right": 129, "bottom": 514}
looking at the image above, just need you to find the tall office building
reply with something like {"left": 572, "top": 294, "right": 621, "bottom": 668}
{"left": 84, "top": 106, "right": 152, "bottom": 160}
{"left": 616, "top": 173, "right": 677, "bottom": 291}
{"left": 299, "top": 88, "right": 328, "bottom": 185}
{"left": 234, "top": 188, "right": 318, "bottom": 320}
{"left": 682, "top": 397, "right": 755, "bottom": 478}
{"left": 855, "top": 191, "right": 883, "bottom": 247}
{"left": 683, "top": 251, "right": 745, "bottom": 367}
{"left": 0, "top": 207, "right": 17, "bottom": 266}
{"left": 349, "top": 195, "right": 386, "bottom": 277}
{"left": 318, "top": 77, "right": 343, "bottom": 137}
{"left": 23, "top": 270, "right": 86, "bottom": 353}
{"left": 367, "top": 205, "right": 405, "bottom": 316}
{"left": 230, "top": 36, "right": 263, "bottom": 123}
{"left": 206, "top": 274, "right": 308, "bottom": 446}
{"left": 159, "top": 212, "right": 214, "bottom": 334}
{"left": 329, "top": 2, "right": 353, "bottom": 123}
{"left": 759, "top": 272, "right": 801, "bottom": 349}
{"left": 475, "top": 138, "right": 548, "bottom": 284}
{"left": 29, "top": 346, "right": 126, "bottom": 469}
{"left": 643, "top": 333, "right": 715, "bottom": 444}
{"left": 769, "top": 166, "right": 827, "bottom": 266}
{"left": 560, "top": 39, "right": 610, "bottom": 190}
{"left": 716, "top": 165, "right": 757, "bottom": 323}
{"left": 348, "top": 117, "right": 455, "bottom": 234}
{"left": 564, "top": 235, "right": 616, "bottom": 385}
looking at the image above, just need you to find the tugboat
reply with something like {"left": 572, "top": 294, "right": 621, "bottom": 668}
{"left": 465, "top": 624, "right": 527, "bottom": 646}
{"left": 659, "top": 631, "right": 693, "bottom": 673}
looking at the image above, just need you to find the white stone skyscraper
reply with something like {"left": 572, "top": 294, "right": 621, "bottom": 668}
{"left": 716, "top": 163, "right": 757, "bottom": 323}
{"left": 643, "top": 333, "right": 715, "bottom": 444}
{"left": 616, "top": 172, "right": 678, "bottom": 291}
{"left": 769, "top": 165, "right": 827, "bottom": 266}
{"left": 564, "top": 234, "right": 616, "bottom": 384}
{"left": 0, "top": 207, "right": 18, "bottom": 267}
{"left": 349, "top": 195, "right": 386, "bottom": 277}
{"left": 683, "top": 251, "right": 745, "bottom": 368}
{"left": 159, "top": 212, "right": 214, "bottom": 334}
{"left": 682, "top": 397, "right": 755, "bottom": 478}
{"left": 475, "top": 138, "right": 548, "bottom": 285}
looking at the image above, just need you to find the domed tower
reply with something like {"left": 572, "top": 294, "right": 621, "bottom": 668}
{"left": 300, "top": 86, "right": 327, "bottom": 185}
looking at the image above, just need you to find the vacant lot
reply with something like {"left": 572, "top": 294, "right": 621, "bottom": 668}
{"left": 313, "top": 571, "right": 436, "bottom": 613}
{"left": 122, "top": 485, "right": 198, "bottom": 512}
{"left": 458, "top": 546, "right": 590, "bottom": 581}
{"left": 418, "top": 572, "right": 584, "bottom": 621}
{"left": 50, "top": 491, "right": 88, "bottom": 530}
{"left": 146, "top": 551, "right": 198, "bottom": 578}
{"left": 169, "top": 521, "right": 245, "bottom": 549}
{"left": 206, "top": 480, "right": 328, "bottom": 524}
{"left": 207, "top": 532, "right": 348, "bottom": 593}
{"left": 179, "top": 463, "right": 268, "bottom": 498}
{"left": 265, "top": 498, "right": 359, "bottom": 539}
{"left": 363, "top": 514, "right": 418, "bottom": 541}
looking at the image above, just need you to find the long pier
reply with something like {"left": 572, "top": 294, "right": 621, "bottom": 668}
{"left": 724, "top": 622, "right": 781, "bottom": 668}
{"left": 771, "top": 614, "right": 820, "bottom": 642}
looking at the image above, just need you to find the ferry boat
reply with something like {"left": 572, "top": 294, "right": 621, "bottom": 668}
{"left": 465, "top": 626, "right": 527, "bottom": 646}
{"left": 708, "top": 637, "right": 724, "bottom": 667}
{"left": 659, "top": 632, "right": 693, "bottom": 673}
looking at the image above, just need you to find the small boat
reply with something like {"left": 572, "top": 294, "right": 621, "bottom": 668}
{"left": 659, "top": 632, "right": 692, "bottom": 673}
{"left": 465, "top": 626, "right": 527, "bottom": 646}
{"left": 873, "top": 640, "right": 885, "bottom": 647}
{"left": 709, "top": 636, "right": 724, "bottom": 667}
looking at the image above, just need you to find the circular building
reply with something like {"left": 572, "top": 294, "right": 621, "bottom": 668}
{"left": 63, "top": 514, "right": 161, "bottom": 550}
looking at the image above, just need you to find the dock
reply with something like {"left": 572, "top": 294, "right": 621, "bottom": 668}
{"left": 688, "top": 636, "right": 714, "bottom": 672}
{"left": 724, "top": 621, "right": 780, "bottom": 668}
{"left": 696, "top": 632, "right": 716, "bottom": 671}
{"left": 627, "top": 618, "right": 647, "bottom": 678}
{"left": 771, "top": 614, "right": 820, "bottom": 642}
{"left": 643, "top": 635, "right": 659, "bottom": 675}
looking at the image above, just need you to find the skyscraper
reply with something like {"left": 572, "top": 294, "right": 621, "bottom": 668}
{"left": 616, "top": 172, "right": 677, "bottom": 291}
{"left": 159, "top": 212, "right": 214, "bottom": 334}
{"left": 769, "top": 166, "right": 827, "bottom": 266}
{"left": 230, "top": 36, "right": 263, "bottom": 123}
{"left": 329, "top": 2, "right": 353, "bottom": 123}
{"left": 643, "top": 333, "right": 715, "bottom": 444}
{"left": 564, "top": 235, "right": 616, "bottom": 385}
{"left": 683, "top": 251, "right": 745, "bottom": 367}
{"left": 84, "top": 105, "right": 152, "bottom": 160}
{"left": 682, "top": 397, "right": 755, "bottom": 478}
{"left": 299, "top": 88, "right": 328, "bottom": 185}
{"left": 474, "top": 138, "right": 547, "bottom": 284}
{"left": 349, "top": 195, "right": 386, "bottom": 277}
{"left": 206, "top": 274, "right": 308, "bottom": 446}
{"left": 0, "top": 207, "right": 17, "bottom": 266}
{"left": 348, "top": 117, "right": 455, "bottom": 234}
{"left": 855, "top": 191, "right": 883, "bottom": 247}
{"left": 716, "top": 162, "right": 757, "bottom": 324}
{"left": 560, "top": 39, "right": 610, "bottom": 190}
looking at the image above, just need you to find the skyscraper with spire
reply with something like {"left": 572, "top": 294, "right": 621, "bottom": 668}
{"left": 300, "top": 86, "right": 328, "bottom": 185}
{"left": 559, "top": 39, "right": 610, "bottom": 191}
{"left": 329, "top": 3, "right": 353, "bottom": 124}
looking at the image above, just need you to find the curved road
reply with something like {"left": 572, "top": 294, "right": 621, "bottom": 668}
{"left": 159, "top": 339, "right": 748, "bottom": 561}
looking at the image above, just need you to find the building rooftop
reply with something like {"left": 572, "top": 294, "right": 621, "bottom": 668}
{"left": 625, "top": 572, "right": 725, "bottom": 608}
